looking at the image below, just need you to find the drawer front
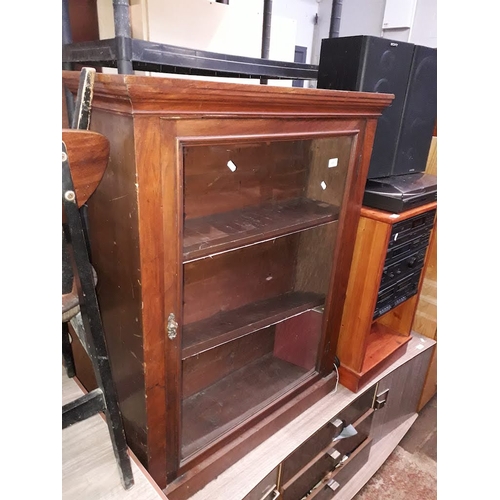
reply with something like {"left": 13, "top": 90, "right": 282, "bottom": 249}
{"left": 282, "top": 455, "right": 333, "bottom": 500}
{"left": 243, "top": 466, "right": 280, "bottom": 500}
{"left": 280, "top": 420, "right": 343, "bottom": 487}
{"left": 299, "top": 437, "right": 373, "bottom": 500}
{"left": 329, "top": 436, "right": 372, "bottom": 495}
{"left": 280, "top": 386, "right": 375, "bottom": 488}
{"left": 334, "top": 385, "right": 376, "bottom": 426}
{"left": 328, "top": 409, "right": 373, "bottom": 458}
{"left": 280, "top": 409, "right": 374, "bottom": 500}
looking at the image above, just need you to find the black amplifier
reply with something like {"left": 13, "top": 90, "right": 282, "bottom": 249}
{"left": 373, "top": 272, "right": 421, "bottom": 319}
{"left": 373, "top": 208, "right": 436, "bottom": 319}
{"left": 380, "top": 248, "right": 426, "bottom": 289}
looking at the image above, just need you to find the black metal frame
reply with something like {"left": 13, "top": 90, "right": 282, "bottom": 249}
{"left": 62, "top": 142, "right": 134, "bottom": 490}
{"left": 62, "top": 0, "right": 319, "bottom": 80}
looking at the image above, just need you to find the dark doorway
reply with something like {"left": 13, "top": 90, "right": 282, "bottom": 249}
{"left": 293, "top": 46, "right": 307, "bottom": 88}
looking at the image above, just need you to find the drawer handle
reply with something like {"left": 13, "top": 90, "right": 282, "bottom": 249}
{"left": 167, "top": 313, "right": 178, "bottom": 340}
{"left": 327, "top": 448, "right": 341, "bottom": 463}
{"left": 326, "top": 479, "right": 340, "bottom": 492}
{"left": 373, "top": 388, "right": 390, "bottom": 410}
{"left": 258, "top": 486, "right": 279, "bottom": 500}
{"left": 329, "top": 418, "right": 344, "bottom": 438}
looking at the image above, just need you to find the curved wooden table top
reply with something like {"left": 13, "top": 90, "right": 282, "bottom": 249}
{"left": 62, "top": 129, "right": 110, "bottom": 207}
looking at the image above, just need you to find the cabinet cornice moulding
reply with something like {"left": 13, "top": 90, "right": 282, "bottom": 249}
{"left": 62, "top": 71, "right": 394, "bottom": 117}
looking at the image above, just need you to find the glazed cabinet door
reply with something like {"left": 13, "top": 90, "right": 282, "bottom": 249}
{"left": 171, "top": 117, "right": 365, "bottom": 469}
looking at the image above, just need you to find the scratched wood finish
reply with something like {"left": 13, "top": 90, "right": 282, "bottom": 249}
{"left": 62, "top": 71, "right": 393, "bottom": 492}
{"left": 62, "top": 129, "right": 110, "bottom": 207}
{"left": 84, "top": 110, "right": 148, "bottom": 463}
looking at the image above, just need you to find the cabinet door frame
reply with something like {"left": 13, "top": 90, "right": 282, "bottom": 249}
{"left": 161, "top": 116, "right": 371, "bottom": 478}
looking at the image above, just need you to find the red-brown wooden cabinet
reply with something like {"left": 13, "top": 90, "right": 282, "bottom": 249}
{"left": 62, "top": 71, "right": 392, "bottom": 498}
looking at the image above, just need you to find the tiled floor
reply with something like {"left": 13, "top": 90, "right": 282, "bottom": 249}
{"left": 354, "top": 394, "right": 437, "bottom": 500}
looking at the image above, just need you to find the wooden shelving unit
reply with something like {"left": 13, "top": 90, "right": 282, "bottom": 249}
{"left": 336, "top": 202, "right": 437, "bottom": 393}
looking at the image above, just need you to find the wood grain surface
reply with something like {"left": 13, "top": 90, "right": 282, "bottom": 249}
{"left": 62, "top": 71, "right": 394, "bottom": 117}
{"left": 62, "top": 367, "right": 168, "bottom": 500}
{"left": 62, "top": 129, "right": 110, "bottom": 207}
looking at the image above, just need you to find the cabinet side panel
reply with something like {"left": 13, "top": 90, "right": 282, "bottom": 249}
{"left": 135, "top": 116, "right": 171, "bottom": 486}
{"left": 87, "top": 110, "right": 147, "bottom": 462}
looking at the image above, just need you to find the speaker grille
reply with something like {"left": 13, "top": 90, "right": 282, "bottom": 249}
{"left": 394, "top": 46, "right": 437, "bottom": 175}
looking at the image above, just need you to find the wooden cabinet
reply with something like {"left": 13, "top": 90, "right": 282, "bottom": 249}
{"left": 336, "top": 202, "right": 437, "bottom": 393}
{"left": 237, "top": 334, "right": 434, "bottom": 500}
{"left": 62, "top": 71, "right": 392, "bottom": 496}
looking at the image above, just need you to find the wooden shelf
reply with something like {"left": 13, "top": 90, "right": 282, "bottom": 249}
{"left": 361, "top": 324, "right": 410, "bottom": 375}
{"left": 338, "top": 323, "right": 411, "bottom": 393}
{"left": 183, "top": 198, "right": 339, "bottom": 262}
{"left": 182, "top": 291, "right": 324, "bottom": 359}
{"left": 181, "top": 354, "right": 310, "bottom": 459}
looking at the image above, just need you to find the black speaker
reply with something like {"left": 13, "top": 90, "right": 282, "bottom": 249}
{"left": 393, "top": 45, "right": 437, "bottom": 176}
{"left": 317, "top": 35, "right": 437, "bottom": 180}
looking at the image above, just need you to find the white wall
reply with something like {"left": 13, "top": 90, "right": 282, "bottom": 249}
{"left": 337, "top": 0, "right": 436, "bottom": 48}
{"left": 338, "top": 0, "right": 386, "bottom": 38}
{"left": 145, "top": 0, "right": 262, "bottom": 57}
{"left": 273, "top": 0, "right": 319, "bottom": 64}
{"left": 311, "top": 0, "right": 332, "bottom": 68}
{"left": 410, "top": 0, "right": 437, "bottom": 47}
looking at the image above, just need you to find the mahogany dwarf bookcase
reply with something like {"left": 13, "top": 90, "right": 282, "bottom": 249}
{"left": 336, "top": 202, "right": 437, "bottom": 393}
{"left": 62, "top": 71, "right": 392, "bottom": 497}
